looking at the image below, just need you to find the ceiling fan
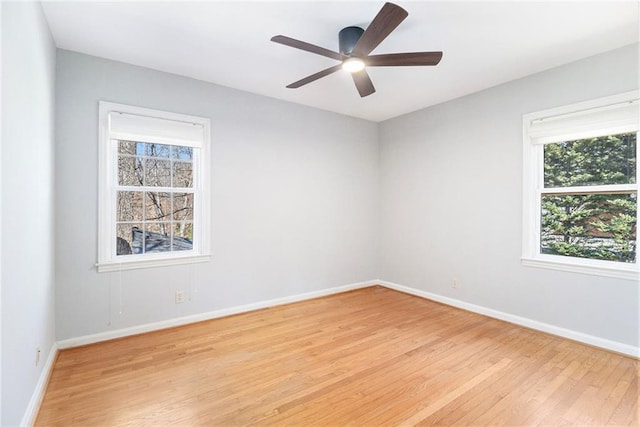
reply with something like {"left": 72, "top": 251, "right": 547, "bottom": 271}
{"left": 271, "top": 2, "right": 443, "bottom": 98}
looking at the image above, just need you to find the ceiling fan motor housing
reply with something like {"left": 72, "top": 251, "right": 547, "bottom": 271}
{"left": 339, "top": 26, "right": 364, "bottom": 56}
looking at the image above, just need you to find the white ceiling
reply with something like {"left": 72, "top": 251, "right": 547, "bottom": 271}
{"left": 42, "top": 1, "right": 639, "bottom": 122}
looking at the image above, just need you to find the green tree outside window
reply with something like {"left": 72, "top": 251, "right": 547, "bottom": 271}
{"left": 541, "top": 133, "right": 637, "bottom": 263}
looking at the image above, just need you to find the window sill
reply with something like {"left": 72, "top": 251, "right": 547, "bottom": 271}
{"left": 521, "top": 256, "right": 639, "bottom": 281}
{"left": 97, "top": 254, "right": 211, "bottom": 272}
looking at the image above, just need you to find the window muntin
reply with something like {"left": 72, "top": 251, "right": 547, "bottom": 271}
{"left": 522, "top": 92, "right": 639, "bottom": 279}
{"left": 98, "top": 102, "right": 210, "bottom": 272}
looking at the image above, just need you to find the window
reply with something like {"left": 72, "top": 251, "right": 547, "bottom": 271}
{"left": 522, "top": 92, "right": 639, "bottom": 280}
{"left": 98, "top": 102, "right": 210, "bottom": 272}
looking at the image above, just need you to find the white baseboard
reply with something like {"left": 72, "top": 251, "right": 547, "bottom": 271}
{"left": 20, "top": 342, "right": 58, "bottom": 427}
{"left": 56, "top": 278, "right": 639, "bottom": 358}
{"left": 57, "top": 280, "right": 376, "bottom": 349}
{"left": 379, "top": 280, "right": 639, "bottom": 358}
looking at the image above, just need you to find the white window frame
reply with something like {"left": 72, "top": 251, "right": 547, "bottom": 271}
{"left": 97, "top": 101, "right": 211, "bottom": 272}
{"left": 522, "top": 91, "right": 639, "bottom": 280}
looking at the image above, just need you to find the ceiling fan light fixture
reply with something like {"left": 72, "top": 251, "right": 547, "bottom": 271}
{"left": 342, "top": 58, "right": 365, "bottom": 73}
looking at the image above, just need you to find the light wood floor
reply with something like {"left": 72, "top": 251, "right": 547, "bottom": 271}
{"left": 36, "top": 286, "right": 638, "bottom": 426}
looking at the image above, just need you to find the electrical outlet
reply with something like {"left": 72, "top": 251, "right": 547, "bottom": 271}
{"left": 35, "top": 347, "right": 41, "bottom": 366}
{"left": 175, "top": 290, "right": 185, "bottom": 304}
{"left": 452, "top": 278, "right": 458, "bottom": 289}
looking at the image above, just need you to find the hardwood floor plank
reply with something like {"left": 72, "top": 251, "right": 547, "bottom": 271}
{"left": 36, "top": 286, "right": 639, "bottom": 426}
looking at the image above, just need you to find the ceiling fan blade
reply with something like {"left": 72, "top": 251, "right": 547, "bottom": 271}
{"left": 271, "top": 35, "right": 346, "bottom": 61}
{"left": 351, "top": 69, "right": 376, "bottom": 97}
{"left": 367, "top": 52, "right": 443, "bottom": 67}
{"left": 351, "top": 3, "right": 408, "bottom": 57}
{"left": 286, "top": 64, "right": 343, "bottom": 89}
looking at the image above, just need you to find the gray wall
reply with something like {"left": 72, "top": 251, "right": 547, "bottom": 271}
{"left": 54, "top": 50, "right": 379, "bottom": 341}
{"left": 1, "top": 2, "right": 57, "bottom": 425}
{"left": 53, "top": 44, "right": 640, "bottom": 347}
{"left": 379, "top": 44, "right": 639, "bottom": 348}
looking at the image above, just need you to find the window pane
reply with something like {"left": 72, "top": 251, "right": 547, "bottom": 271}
{"left": 118, "top": 140, "right": 138, "bottom": 155}
{"left": 173, "top": 161, "right": 193, "bottom": 188}
{"left": 118, "top": 155, "right": 143, "bottom": 186}
{"left": 172, "top": 222, "right": 193, "bottom": 251}
{"left": 544, "top": 133, "right": 636, "bottom": 187}
{"left": 144, "top": 223, "right": 172, "bottom": 253}
{"left": 172, "top": 146, "right": 193, "bottom": 161}
{"left": 142, "top": 143, "right": 171, "bottom": 158}
{"left": 145, "top": 192, "right": 171, "bottom": 221}
{"left": 172, "top": 193, "right": 193, "bottom": 221}
{"left": 541, "top": 193, "right": 637, "bottom": 263}
{"left": 116, "top": 223, "right": 143, "bottom": 255}
{"left": 117, "top": 191, "right": 143, "bottom": 221}
{"left": 145, "top": 158, "right": 171, "bottom": 187}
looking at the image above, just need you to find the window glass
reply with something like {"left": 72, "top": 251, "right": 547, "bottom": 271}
{"left": 543, "top": 133, "right": 636, "bottom": 187}
{"left": 541, "top": 193, "right": 637, "bottom": 263}
{"left": 115, "top": 140, "right": 195, "bottom": 256}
